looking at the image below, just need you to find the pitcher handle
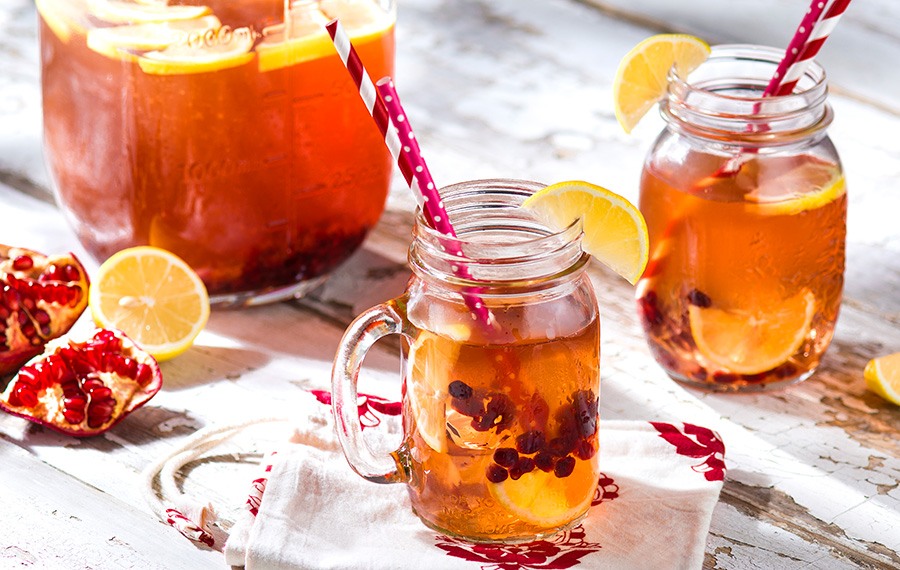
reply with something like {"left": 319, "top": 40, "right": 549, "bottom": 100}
{"left": 331, "top": 300, "right": 408, "bottom": 484}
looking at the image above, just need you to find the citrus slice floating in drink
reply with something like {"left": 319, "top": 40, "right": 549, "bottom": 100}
{"left": 613, "top": 34, "right": 710, "bottom": 133}
{"left": 36, "top": 0, "right": 89, "bottom": 43}
{"left": 864, "top": 352, "right": 900, "bottom": 405}
{"left": 522, "top": 180, "right": 649, "bottom": 284}
{"left": 406, "top": 324, "right": 470, "bottom": 453}
{"left": 86, "top": 15, "right": 221, "bottom": 61}
{"left": 490, "top": 457, "right": 596, "bottom": 527}
{"left": 89, "top": 246, "right": 210, "bottom": 361}
{"left": 744, "top": 160, "right": 847, "bottom": 216}
{"left": 689, "top": 289, "right": 816, "bottom": 375}
{"left": 87, "top": 0, "right": 211, "bottom": 24}
{"left": 257, "top": 0, "right": 393, "bottom": 72}
{"left": 138, "top": 26, "right": 255, "bottom": 75}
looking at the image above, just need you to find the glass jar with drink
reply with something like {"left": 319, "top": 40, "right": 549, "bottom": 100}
{"left": 331, "top": 179, "right": 602, "bottom": 543}
{"left": 636, "top": 45, "right": 847, "bottom": 391}
{"left": 37, "top": 0, "right": 396, "bottom": 305}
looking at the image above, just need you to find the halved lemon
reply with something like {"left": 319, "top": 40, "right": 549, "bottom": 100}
{"left": 689, "top": 289, "right": 816, "bottom": 375}
{"left": 86, "top": 15, "right": 220, "bottom": 61}
{"left": 138, "top": 27, "right": 255, "bottom": 75}
{"left": 864, "top": 352, "right": 900, "bottom": 405}
{"left": 490, "top": 458, "right": 597, "bottom": 527}
{"left": 257, "top": 0, "right": 393, "bottom": 72}
{"left": 89, "top": 246, "right": 210, "bottom": 361}
{"left": 522, "top": 180, "right": 649, "bottom": 284}
{"left": 613, "top": 34, "right": 710, "bottom": 133}
{"left": 87, "top": 0, "right": 211, "bottom": 24}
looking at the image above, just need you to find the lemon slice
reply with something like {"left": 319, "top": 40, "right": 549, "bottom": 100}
{"left": 490, "top": 457, "right": 596, "bottom": 527}
{"left": 87, "top": 0, "right": 212, "bottom": 24}
{"left": 138, "top": 27, "right": 255, "bottom": 75}
{"left": 257, "top": 0, "right": 393, "bottom": 72}
{"left": 689, "top": 289, "right": 816, "bottom": 375}
{"left": 613, "top": 34, "right": 710, "bottom": 133}
{"left": 864, "top": 352, "right": 900, "bottom": 405}
{"left": 36, "top": 0, "right": 88, "bottom": 43}
{"left": 406, "top": 325, "right": 470, "bottom": 453}
{"left": 89, "top": 246, "right": 210, "bottom": 361}
{"left": 747, "top": 171, "right": 846, "bottom": 216}
{"left": 87, "top": 15, "right": 220, "bottom": 61}
{"left": 522, "top": 180, "right": 649, "bottom": 284}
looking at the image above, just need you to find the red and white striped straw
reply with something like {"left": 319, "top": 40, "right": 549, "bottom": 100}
{"left": 765, "top": 0, "right": 853, "bottom": 96}
{"left": 325, "top": 19, "right": 493, "bottom": 327}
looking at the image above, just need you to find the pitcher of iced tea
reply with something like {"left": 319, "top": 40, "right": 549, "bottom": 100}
{"left": 637, "top": 45, "right": 847, "bottom": 391}
{"left": 38, "top": 0, "right": 395, "bottom": 305}
{"left": 332, "top": 179, "right": 601, "bottom": 542}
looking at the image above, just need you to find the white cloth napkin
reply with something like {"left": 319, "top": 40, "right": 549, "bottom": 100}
{"left": 223, "top": 390, "right": 725, "bottom": 570}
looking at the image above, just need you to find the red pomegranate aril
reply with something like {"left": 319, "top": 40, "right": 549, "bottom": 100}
{"left": 554, "top": 456, "right": 576, "bottom": 478}
{"left": 534, "top": 451, "right": 555, "bottom": 472}
{"left": 493, "top": 447, "right": 519, "bottom": 468}
{"left": 12, "top": 255, "right": 34, "bottom": 271}
{"left": 62, "top": 264, "right": 81, "bottom": 282}
{"left": 486, "top": 464, "right": 509, "bottom": 483}
{"left": 136, "top": 363, "right": 152, "bottom": 387}
{"left": 11, "top": 386, "right": 38, "bottom": 408}
{"left": 62, "top": 407, "right": 86, "bottom": 425}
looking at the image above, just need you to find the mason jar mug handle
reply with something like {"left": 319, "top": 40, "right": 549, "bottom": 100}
{"left": 331, "top": 299, "right": 410, "bottom": 484}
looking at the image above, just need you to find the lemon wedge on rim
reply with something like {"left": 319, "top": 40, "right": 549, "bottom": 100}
{"left": 522, "top": 180, "right": 649, "bottom": 284}
{"left": 89, "top": 246, "right": 210, "bottom": 361}
{"left": 613, "top": 34, "right": 710, "bottom": 133}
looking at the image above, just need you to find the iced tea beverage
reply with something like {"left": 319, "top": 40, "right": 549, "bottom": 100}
{"left": 637, "top": 46, "right": 846, "bottom": 391}
{"left": 332, "top": 180, "right": 601, "bottom": 542}
{"left": 38, "top": 0, "right": 395, "bottom": 304}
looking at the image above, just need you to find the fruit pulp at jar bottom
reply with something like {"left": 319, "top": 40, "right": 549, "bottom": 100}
{"left": 637, "top": 152, "right": 846, "bottom": 389}
{"left": 39, "top": 0, "right": 394, "bottom": 297}
{"left": 404, "top": 316, "right": 601, "bottom": 542}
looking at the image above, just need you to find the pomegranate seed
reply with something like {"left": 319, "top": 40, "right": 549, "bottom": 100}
{"left": 448, "top": 380, "right": 473, "bottom": 399}
{"left": 554, "top": 456, "right": 576, "bottom": 478}
{"left": 547, "top": 435, "right": 576, "bottom": 458}
{"left": 687, "top": 289, "right": 712, "bottom": 308}
{"left": 62, "top": 264, "right": 81, "bottom": 282}
{"left": 486, "top": 464, "right": 508, "bottom": 483}
{"left": 87, "top": 386, "right": 112, "bottom": 401}
{"left": 509, "top": 456, "right": 536, "bottom": 480}
{"left": 63, "top": 408, "right": 86, "bottom": 424}
{"left": 638, "top": 291, "right": 664, "bottom": 327}
{"left": 534, "top": 451, "right": 555, "bottom": 472}
{"left": 136, "top": 364, "right": 152, "bottom": 386}
{"left": 493, "top": 447, "right": 519, "bottom": 468}
{"left": 12, "top": 255, "right": 33, "bottom": 271}
{"left": 43, "top": 264, "right": 60, "bottom": 281}
{"left": 515, "top": 430, "right": 545, "bottom": 454}
{"left": 573, "top": 438, "right": 596, "bottom": 460}
{"left": 63, "top": 395, "right": 87, "bottom": 412}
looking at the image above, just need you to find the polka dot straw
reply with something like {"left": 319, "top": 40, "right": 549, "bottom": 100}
{"left": 325, "top": 20, "right": 493, "bottom": 326}
{"left": 764, "top": 0, "right": 853, "bottom": 96}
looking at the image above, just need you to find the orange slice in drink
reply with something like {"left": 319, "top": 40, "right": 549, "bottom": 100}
{"left": 745, "top": 161, "right": 846, "bottom": 216}
{"left": 406, "top": 324, "right": 470, "bottom": 453}
{"left": 522, "top": 180, "right": 649, "bottom": 284}
{"left": 864, "top": 352, "right": 900, "bottom": 405}
{"left": 89, "top": 246, "right": 210, "bottom": 361}
{"left": 86, "top": 15, "right": 221, "bottom": 61}
{"left": 490, "top": 457, "right": 596, "bottom": 527}
{"left": 35, "top": 0, "right": 88, "bottom": 43}
{"left": 256, "top": 0, "right": 393, "bottom": 72}
{"left": 689, "top": 289, "right": 816, "bottom": 375}
{"left": 613, "top": 34, "right": 710, "bottom": 133}
{"left": 138, "top": 26, "right": 256, "bottom": 75}
{"left": 87, "top": 0, "right": 211, "bottom": 24}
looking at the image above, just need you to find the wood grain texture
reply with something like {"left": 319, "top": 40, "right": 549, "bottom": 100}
{"left": 0, "top": 0, "right": 898, "bottom": 568}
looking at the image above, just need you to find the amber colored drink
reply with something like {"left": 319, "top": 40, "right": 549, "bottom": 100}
{"left": 637, "top": 152, "right": 846, "bottom": 390}
{"left": 404, "top": 304, "right": 601, "bottom": 541}
{"left": 38, "top": 0, "right": 395, "bottom": 302}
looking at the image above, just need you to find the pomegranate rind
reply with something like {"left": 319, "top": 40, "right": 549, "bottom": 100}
{"left": 0, "top": 245, "right": 90, "bottom": 376}
{"left": 0, "top": 329, "right": 162, "bottom": 437}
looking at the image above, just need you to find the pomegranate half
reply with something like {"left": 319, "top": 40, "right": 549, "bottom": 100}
{"left": 0, "top": 244, "right": 89, "bottom": 376}
{"left": 0, "top": 329, "right": 162, "bottom": 437}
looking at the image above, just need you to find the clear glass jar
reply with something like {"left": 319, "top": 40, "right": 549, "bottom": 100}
{"left": 332, "top": 179, "right": 602, "bottom": 542}
{"left": 38, "top": 0, "right": 396, "bottom": 306}
{"left": 637, "top": 45, "right": 847, "bottom": 392}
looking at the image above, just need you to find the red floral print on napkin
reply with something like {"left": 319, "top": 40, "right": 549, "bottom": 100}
{"left": 309, "top": 389, "right": 401, "bottom": 429}
{"left": 436, "top": 526, "right": 603, "bottom": 570}
{"left": 649, "top": 422, "right": 726, "bottom": 482}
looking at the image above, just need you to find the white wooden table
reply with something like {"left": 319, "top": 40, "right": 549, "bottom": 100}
{"left": 1, "top": 1, "right": 898, "bottom": 568}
